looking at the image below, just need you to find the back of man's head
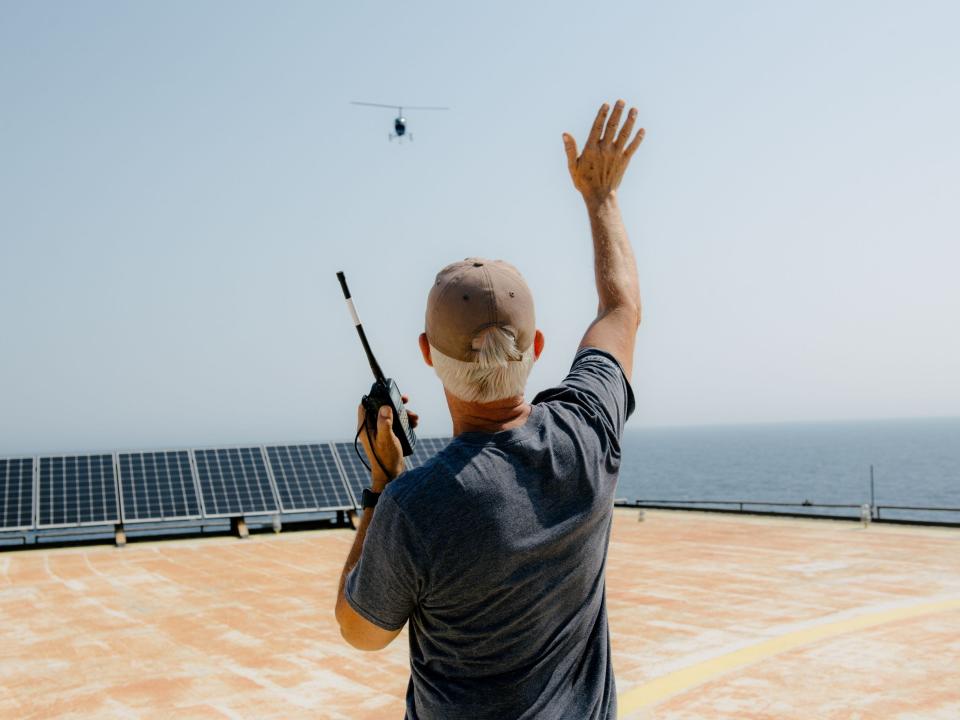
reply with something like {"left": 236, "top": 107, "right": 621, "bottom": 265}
{"left": 424, "top": 258, "right": 536, "bottom": 403}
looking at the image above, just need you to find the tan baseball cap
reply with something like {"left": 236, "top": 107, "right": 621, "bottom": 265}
{"left": 425, "top": 258, "right": 536, "bottom": 362}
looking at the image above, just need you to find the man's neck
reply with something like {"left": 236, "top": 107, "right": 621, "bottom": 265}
{"left": 445, "top": 389, "right": 532, "bottom": 435}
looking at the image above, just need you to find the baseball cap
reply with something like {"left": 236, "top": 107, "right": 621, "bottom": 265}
{"left": 425, "top": 258, "right": 535, "bottom": 362}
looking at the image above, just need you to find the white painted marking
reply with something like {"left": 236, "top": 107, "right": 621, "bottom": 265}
{"left": 346, "top": 298, "right": 361, "bottom": 326}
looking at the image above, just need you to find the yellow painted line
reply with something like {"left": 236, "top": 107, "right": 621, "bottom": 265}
{"left": 617, "top": 597, "right": 960, "bottom": 717}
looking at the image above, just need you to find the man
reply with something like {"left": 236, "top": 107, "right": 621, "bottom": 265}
{"left": 335, "top": 99, "right": 644, "bottom": 719}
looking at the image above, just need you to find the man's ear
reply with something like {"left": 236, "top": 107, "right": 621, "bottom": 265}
{"left": 533, "top": 329, "right": 545, "bottom": 360}
{"left": 419, "top": 333, "right": 433, "bottom": 367}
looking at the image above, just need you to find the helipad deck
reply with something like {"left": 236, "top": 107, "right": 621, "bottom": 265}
{"left": 1, "top": 509, "right": 958, "bottom": 719}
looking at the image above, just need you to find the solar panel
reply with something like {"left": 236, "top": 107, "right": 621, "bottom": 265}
{"left": 406, "top": 436, "right": 453, "bottom": 470}
{"left": 37, "top": 454, "right": 119, "bottom": 527}
{"left": 192, "top": 447, "right": 278, "bottom": 517}
{"left": 0, "top": 458, "right": 34, "bottom": 530}
{"left": 265, "top": 444, "right": 354, "bottom": 512}
{"left": 330, "top": 441, "right": 370, "bottom": 508}
{"left": 117, "top": 450, "right": 202, "bottom": 523}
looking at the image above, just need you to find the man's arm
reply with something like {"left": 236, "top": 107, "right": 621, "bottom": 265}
{"left": 563, "top": 100, "right": 645, "bottom": 381}
{"left": 334, "top": 402, "right": 414, "bottom": 651}
{"left": 335, "top": 506, "right": 400, "bottom": 650}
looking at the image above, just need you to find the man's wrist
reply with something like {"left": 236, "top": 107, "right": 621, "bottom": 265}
{"left": 370, "top": 468, "right": 397, "bottom": 493}
{"left": 583, "top": 190, "right": 619, "bottom": 213}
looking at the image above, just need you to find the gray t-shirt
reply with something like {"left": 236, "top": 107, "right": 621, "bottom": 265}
{"left": 345, "top": 348, "right": 635, "bottom": 719}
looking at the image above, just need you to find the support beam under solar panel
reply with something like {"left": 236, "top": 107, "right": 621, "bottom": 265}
{"left": 192, "top": 446, "right": 280, "bottom": 519}
{"left": 0, "top": 457, "right": 35, "bottom": 532}
{"left": 116, "top": 450, "right": 203, "bottom": 524}
{"left": 37, "top": 454, "right": 120, "bottom": 528}
{"left": 405, "top": 436, "right": 453, "bottom": 471}
{"left": 264, "top": 444, "right": 355, "bottom": 513}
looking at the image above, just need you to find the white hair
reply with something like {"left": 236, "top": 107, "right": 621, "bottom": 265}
{"left": 430, "top": 326, "right": 535, "bottom": 403}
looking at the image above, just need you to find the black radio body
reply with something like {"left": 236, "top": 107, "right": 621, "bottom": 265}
{"left": 362, "top": 377, "right": 415, "bottom": 456}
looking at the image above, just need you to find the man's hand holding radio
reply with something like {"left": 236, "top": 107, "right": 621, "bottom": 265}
{"left": 356, "top": 395, "right": 419, "bottom": 491}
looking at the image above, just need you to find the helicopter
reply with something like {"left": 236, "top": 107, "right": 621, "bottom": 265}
{"left": 350, "top": 101, "right": 449, "bottom": 142}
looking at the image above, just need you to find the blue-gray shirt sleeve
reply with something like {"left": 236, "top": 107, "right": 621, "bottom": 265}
{"left": 344, "top": 492, "right": 425, "bottom": 631}
{"left": 533, "top": 347, "right": 636, "bottom": 439}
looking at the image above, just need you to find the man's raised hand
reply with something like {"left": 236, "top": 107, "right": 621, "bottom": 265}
{"left": 562, "top": 100, "right": 645, "bottom": 205}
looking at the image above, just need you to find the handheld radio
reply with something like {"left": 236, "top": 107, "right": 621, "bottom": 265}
{"left": 337, "top": 271, "right": 417, "bottom": 457}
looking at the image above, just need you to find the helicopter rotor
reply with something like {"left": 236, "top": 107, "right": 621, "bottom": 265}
{"left": 350, "top": 101, "right": 449, "bottom": 111}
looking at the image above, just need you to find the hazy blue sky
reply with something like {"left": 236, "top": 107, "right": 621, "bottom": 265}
{"left": 1, "top": 1, "right": 958, "bottom": 455}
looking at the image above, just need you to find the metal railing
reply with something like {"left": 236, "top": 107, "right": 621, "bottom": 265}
{"left": 626, "top": 499, "right": 862, "bottom": 512}
{"left": 615, "top": 498, "right": 960, "bottom": 527}
{"left": 876, "top": 505, "right": 960, "bottom": 520}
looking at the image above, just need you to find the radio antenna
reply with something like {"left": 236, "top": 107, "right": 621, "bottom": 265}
{"left": 337, "top": 271, "right": 386, "bottom": 383}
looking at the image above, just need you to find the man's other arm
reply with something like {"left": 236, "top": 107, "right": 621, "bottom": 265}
{"left": 334, "top": 402, "right": 414, "bottom": 651}
{"left": 335, "top": 503, "right": 402, "bottom": 651}
{"left": 563, "top": 100, "right": 645, "bottom": 382}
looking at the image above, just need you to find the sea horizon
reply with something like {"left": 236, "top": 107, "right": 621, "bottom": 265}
{"left": 618, "top": 415, "right": 960, "bottom": 523}
{"left": 629, "top": 413, "right": 960, "bottom": 434}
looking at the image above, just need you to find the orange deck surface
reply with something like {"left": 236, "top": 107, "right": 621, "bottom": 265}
{"left": 2, "top": 509, "right": 958, "bottom": 719}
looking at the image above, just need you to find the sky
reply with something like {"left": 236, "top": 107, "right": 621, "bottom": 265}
{"left": 1, "top": 1, "right": 958, "bottom": 456}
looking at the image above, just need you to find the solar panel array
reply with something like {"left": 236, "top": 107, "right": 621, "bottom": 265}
{"left": 193, "top": 447, "right": 278, "bottom": 518}
{"left": 118, "top": 450, "right": 201, "bottom": 523}
{"left": 38, "top": 455, "right": 118, "bottom": 528}
{"left": 331, "top": 441, "right": 370, "bottom": 508}
{"left": 0, "top": 433, "right": 455, "bottom": 534}
{"left": 266, "top": 444, "right": 354, "bottom": 512}
{"left": 0, "top": 458, "right": 34, "bottom": 530}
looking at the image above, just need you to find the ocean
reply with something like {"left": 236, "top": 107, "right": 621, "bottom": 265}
{"left": 616, "top": 417, "right": 960, "bottom": 524}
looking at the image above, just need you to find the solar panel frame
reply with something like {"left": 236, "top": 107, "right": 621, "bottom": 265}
{"left": 405, "top": 436, "right": 453, "bottom": 471}
{"left": 36, "top": 453, "right": 120, "bottom": 528}
{"left": 191, "top": 446, "right": 280, "bottom": 519}
{"left": 116, "top": 449, "right": 204, "bottom": 524}
{"left": 0, "top": 457, "right": 36, "bottom": 531}
{"left": 264, "top": 443, "right": 355, "bottom": 513}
